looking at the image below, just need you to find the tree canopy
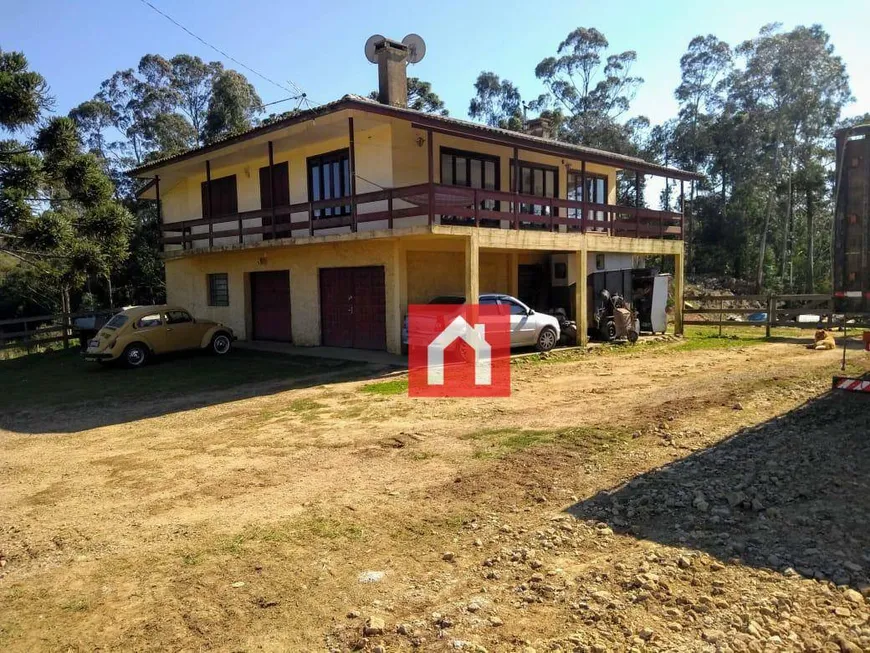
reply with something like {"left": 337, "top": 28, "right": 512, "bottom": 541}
{"left": 0, "top": 53, "right": 133, "bottom": 316}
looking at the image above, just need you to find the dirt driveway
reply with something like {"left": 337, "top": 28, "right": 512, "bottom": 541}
{"left": 1, "top": 335, "right": 868, "bottom": 652}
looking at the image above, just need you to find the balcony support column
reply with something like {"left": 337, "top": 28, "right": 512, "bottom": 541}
{"left": 348, "top": 117, "right": 357, "bottom": 232}
{"left": 268, "top": 140, "right": 276, "bottom": 240}
{"left": 513, "top": 146, "right": 520, "bottom": 230}
{"left": 580, "top": 160, "right": 587, "bottom": 233}
{"left": 427, "top": 128, "right": 434, "bottom": 226}
{"left": 206, "top": 159, "right": 213, "bottom": 248}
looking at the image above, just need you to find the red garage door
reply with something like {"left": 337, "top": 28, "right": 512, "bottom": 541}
{"left": 250, "top": 271, "right": 292, "bottom": 342}
{"left": 319, "top": 266, "right": 386, "bottom": 350}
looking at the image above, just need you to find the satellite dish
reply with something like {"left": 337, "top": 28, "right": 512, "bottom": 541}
{"left": 402, "top": 33, "right": 426, "bottom": 64}
{"left": 364, "top": 34, "right": 385, "bottom": 64}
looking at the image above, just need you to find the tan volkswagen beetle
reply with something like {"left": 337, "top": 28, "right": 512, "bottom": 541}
{"left": 83, "top": 305, "right": 235, "bottom": 368}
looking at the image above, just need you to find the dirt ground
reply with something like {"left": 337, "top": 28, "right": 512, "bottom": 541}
{"left": 1, "top": 335, "right": 869, "bottom": 652}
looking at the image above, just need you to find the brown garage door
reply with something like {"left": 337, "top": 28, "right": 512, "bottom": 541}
{"left": 250, "top": 271, "right": 292, "bottom": 342}
{"left": 319, "top": 266, "right": 386, "bottom": 350}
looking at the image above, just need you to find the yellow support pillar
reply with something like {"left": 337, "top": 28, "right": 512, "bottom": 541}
{"left": 575, "top": 247, "right": 588, "bottom": 346}
{"left": 674, "top": 245, "right": 685, "bottom": 335}
{"left": 508, "top": 251, "right": 519, "bottom": 297}
{"left": 465, "top": 231, "right": 480, "bottom": 306}
{"left": 387, "top": 239, "right": 407, "bottom": 354}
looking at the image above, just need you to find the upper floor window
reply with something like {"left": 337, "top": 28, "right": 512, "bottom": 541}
{"left": 510, "top": 160, "right": 558, "bottom": 215}
{"left": 567, "top": 171, "right": 609, "bottom": 224}
{"left": 201, "top": 174, "right": 238, "bottom": 218}
{"left": 208, "top": 273, "right": 229, "bottom": 307}
{"left": 440, "top": 148, "right": 499, "bottom": 222}
{"left": 307, "top": 149, "right": 350, "bottom": 218}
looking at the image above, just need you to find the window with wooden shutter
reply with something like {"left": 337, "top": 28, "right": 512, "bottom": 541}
{"left": 201, "top": 175, "right": 238, "bottom": 218}
{"left": 259, "top": 162, "right": 290, "bottom": 239}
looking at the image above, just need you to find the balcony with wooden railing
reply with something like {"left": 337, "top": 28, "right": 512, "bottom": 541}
{"left": 160, "top": 182, "right": 684, "bottom": 251}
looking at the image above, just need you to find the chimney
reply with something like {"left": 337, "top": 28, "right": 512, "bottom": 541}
{"left": 375, "top": 38, "right": 409, "bottom": 107}
{"left": 526, "top": 117, "right": 553, "bottom": 139}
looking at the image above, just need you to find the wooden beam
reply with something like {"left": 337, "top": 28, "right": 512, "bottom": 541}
{"left": 348, "top": 117, "right": 358, "bottom": 232}
{"left": 268, "top": 140, "right": 276, "bottom": 240}
{"left": 427, "top": 128, "right": 434, "bottom": 226}
{"left": 513, "top": 145, "right": 519, "bottom": 230}
{"left": 205, "top": 160, "right": 213, "bottom": 248}
{"left": 580, "top": 160, "right": 587, "bottom": 233}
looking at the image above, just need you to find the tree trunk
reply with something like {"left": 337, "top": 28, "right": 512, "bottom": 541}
{"left": 780, "top": 172, "right": 793, "bottom": 287}
{"left": 756, "top": 137, "right": 784, "bottom": 293}
{"left": 806, "top": 185, "right": 814, "bottom": 292}
{"left": 106, "top": 275, "right": 114, "bottom": 310}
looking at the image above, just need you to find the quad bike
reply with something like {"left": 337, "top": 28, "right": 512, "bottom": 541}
{"left": 593, "top": 290, "right": 639, "bottom": 343}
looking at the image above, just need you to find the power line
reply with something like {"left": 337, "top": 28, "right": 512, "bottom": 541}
{"left": 136, "top": 0, "right": 306, "bottom": 101}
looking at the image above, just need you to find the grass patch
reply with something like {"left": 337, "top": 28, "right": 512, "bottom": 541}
{"left": 197, "top": 515, "right": 365, "bottom": 560}
{"left": 60, "top": 598, "right": 90, "bottom": 612}
{"left": 0, "top": 347, "right": 366, "bottom": 415}
{"left": 360, "top": 378, "right": 408, "bottom": 395}
{"left": 287, "top": 398, "right": 326, "bottom": 412}
{"left": 463, "top": 425, "right": 626, "bottom": 459}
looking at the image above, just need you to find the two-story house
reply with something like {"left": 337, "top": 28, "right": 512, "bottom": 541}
{"left": 130, "top": 37, "right": 700, "bottom": 355}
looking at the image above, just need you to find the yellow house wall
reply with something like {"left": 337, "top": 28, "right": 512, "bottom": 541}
{"left": 159, "top": 114, "right": 394, "bottom": 243}
{"left": 164, "top": 237, "right": 403, "bottom": 352}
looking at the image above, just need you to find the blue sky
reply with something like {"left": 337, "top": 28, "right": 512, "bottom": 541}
{"left": 3, "top": 0, "right": 868, "bottom": 128}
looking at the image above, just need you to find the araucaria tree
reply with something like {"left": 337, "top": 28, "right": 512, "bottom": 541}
{"left": 0, "top": 51, "right": 132, "bottom": 314}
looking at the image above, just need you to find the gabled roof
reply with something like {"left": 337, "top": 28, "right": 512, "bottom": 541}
{"left": 127, "top": 94, "right": 702, "bottom": 181}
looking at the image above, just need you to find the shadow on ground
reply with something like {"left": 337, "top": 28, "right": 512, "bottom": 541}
{"left": 567, "top": 391, "right": 870, "bottom": 589}
{"left": 0, "top": 348, "right": 396, "bottom": 434}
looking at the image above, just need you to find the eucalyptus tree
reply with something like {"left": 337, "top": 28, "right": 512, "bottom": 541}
{"left": 532, "top": 27, "right": 643, "bottom": 152}
{"left": 468, "top": 71, "right": 524, "bottom": 130}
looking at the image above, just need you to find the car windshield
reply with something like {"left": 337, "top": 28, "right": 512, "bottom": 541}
{"left": 429, "top": 296, "right": 465, "bottom": 304}
{"left": 103, "top": 314, "right": 128, "bottom": 330}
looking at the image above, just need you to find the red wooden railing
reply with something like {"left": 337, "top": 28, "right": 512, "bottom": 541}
{"left": 160, "top": 182, "right": 683, "bottom": 249}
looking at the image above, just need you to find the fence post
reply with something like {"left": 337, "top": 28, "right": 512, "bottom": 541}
{"left": 827, "top": 296, "right": 834, "bottom": 330}
{"left": 62, "top": 311, "right": 70, "bottom": 349}
{"left": 765, "top": 294, "right": 774, "bottom": 338}
{"left": 24, "top": 319, "right": 32, "bottom": 355}
{"left": 719, "top": 297, "right": 724, "bottom": 338}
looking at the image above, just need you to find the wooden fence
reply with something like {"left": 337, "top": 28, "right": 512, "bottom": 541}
{"left": 0, "top": 310, "right": 115, "bottom": 353}
{"left": 684, "top": 293, "right": 870, "bottom": 336}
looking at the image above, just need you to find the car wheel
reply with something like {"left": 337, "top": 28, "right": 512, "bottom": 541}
{"left": 211, "top": 332, "right": 232, "bottom": 355}
{"left": 123, "top": 343, "right": 148, "bottom": 368}
{"left": 536, "top": 326, "right": 558, "bottom": 352}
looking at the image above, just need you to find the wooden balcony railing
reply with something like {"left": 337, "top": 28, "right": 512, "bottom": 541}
{"left": 160, "top": 182, "right": 683, "bottom": 249}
